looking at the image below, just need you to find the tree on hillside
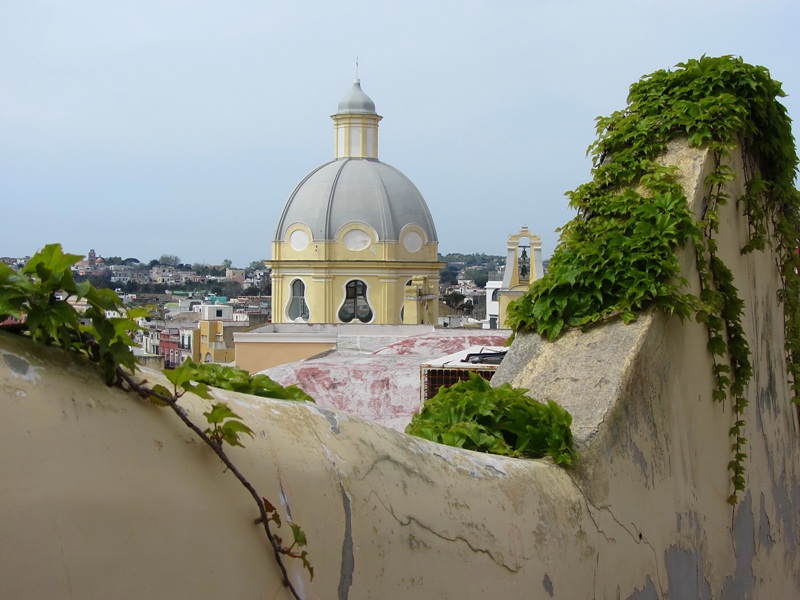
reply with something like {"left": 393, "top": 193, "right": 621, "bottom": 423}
{"left": 248, "top": 260, "right": 267, "bottom": 273}
{"left": 440, "top": 265, "right": 459, "bottom": 286}
{"left": 159, "top": 254, "right": 181, "bottom": 266}
{"left": 465, "top": 268, "right": 489, "bottom": 288}
{"left": 78, "top": 272, "right": 113, "bottom": 290}
{"left": 444, "top": 291, "right": 465, "bottom": 309}
{"left": 210, "top": 280, "right": 243, "bottom": 298}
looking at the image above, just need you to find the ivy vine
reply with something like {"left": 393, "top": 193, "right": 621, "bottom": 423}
{"left": 507, "top": 55, "right": 800, "bottom": 504}
{"left": 0, "top": 245, "right": 314, "bottom": 598}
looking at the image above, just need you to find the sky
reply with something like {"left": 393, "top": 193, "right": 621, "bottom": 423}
{"left": 2, "top": 0, "right": 799, "bottom": 267}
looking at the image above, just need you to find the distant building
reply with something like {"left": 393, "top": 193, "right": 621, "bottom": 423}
{"left": 179, "top": 326, "right": 200, "bottom": 364}
{"left": 225, "top": 268, "right": 245, "bottom": 283}
{"left": 160, "top": 328, "right": 181, "bottom": 369}
{"left": 199, "top": 303, "right": 233, "bottom": 321}
{"left": 484, "top": 280, "right": 502, "bottom": 329}
{"left": 139, "top": 324, "right": 163, "bottom": 357}
{"left": 269, "top": 79, "right": 442, "bottom": 325}
{"left": 192, "top": 303, "right": 261, "bottom": 364}
{"left": 73, "top": 248, "right": 108, "bottom": 276}
{"left": 150, "top": 265, "right": 175, "bottom": 282}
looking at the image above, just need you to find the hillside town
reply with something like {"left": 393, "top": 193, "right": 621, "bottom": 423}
{"left": 0, "top": 241, "right": 543, "bottom": 372}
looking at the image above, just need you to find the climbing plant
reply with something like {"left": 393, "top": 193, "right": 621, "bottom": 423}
{"left": 506, "top": 55, "right": 800, "bottom": 504}
{"left": 0, "top": 244, "right": 314, "bottom": 598}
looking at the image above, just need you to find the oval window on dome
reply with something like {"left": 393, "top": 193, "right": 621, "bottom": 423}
{"left": 402, "top": 230, "right": 423, "bottom": 253}
{"left": 289, "top": 230, "right": 309, "bottom": 252}
{"left": 343, "top": 228, "right": 371, "bottom": 251}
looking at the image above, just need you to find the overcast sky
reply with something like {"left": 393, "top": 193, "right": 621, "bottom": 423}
{"left": 2, "top": 0, "right": 798, "bottom": 266}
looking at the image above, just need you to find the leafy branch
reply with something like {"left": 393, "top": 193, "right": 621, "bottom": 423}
{"left": 119, "top": 368, "right": 313, "bottom": 595}
{"left": 0, "top": 245, "right": 314, "bottom": 598}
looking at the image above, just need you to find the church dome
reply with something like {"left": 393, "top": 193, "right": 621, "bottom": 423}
{"left": 275, "top": 158, "right": 437, "bottom": 244}
{"left": 274, "top": 79, "right": 437, "bottom": 247}
{"left": 269, "top": 78, "right": 441, "bottom": 326}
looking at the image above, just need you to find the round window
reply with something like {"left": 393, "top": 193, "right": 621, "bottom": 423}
{"left": 402, "top": 230, "right": 423, "bottom": 253}
{"left": 343, "top": 229, "right": 371, "bottom": 251}
{"left": 290, "top": 230, "right": 309, "bottom": 251}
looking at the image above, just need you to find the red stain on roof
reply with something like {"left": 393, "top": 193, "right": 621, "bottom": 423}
{"left": 263, "top": 331, "right": 509, "bottom": 431}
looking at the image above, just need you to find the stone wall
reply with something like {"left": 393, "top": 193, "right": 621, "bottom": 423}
{"left": 1, "top": 141, "right": 798, "bottom": 598}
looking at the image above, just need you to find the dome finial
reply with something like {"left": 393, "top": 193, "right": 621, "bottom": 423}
{"left": 335, "top": 76, "right": 377, "bottom": 115}
{"left": 355, "top": 56, "right": 359, "bottom": 80}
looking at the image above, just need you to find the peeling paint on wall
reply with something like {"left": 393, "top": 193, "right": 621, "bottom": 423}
{"left": 338, "top": 483, "right": 354, "bottom": 600}
{"left": 2, "top": 351, "right": 39, "bottom": 383}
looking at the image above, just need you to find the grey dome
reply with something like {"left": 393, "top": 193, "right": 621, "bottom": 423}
{"left": 336, "top": 79, "right": 377, "bottom": 114}
{"left": 275, "top": 158, "right": 438, "bottom": 244}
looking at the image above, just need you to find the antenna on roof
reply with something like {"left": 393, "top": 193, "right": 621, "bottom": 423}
{"left": 355, "top": 56, "right": 359, "bottom": 79}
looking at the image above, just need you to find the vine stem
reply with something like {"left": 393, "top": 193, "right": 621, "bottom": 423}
{"left": 117, "top": 369, "right": 304, "bottom": 600}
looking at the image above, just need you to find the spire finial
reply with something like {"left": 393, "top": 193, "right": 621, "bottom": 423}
{"left": 355, "top": 56, "right": 359, "bottom": 79}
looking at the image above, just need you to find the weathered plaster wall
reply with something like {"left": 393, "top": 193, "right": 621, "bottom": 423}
{"left": 1, "top": 331, "right": 600, "bottom": 599}
{"left": 1, "top": 141, "right": 798, "bottom": 599}
{"left": 492, "top": 141, "right": 800, "bottom": 597}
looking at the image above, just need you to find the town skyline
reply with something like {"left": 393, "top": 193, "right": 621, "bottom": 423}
{"left": 2, "top": 245, "right": 506, "bottom": 271}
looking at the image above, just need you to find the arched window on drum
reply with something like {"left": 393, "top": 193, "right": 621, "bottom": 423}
{"left": 338, "top": 280, "right": 373, "bottom": 323}
{"left": 287, "top": 279, "right": 309, "bottom": 322}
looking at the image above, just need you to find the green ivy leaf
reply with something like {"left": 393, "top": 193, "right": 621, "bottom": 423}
{"left": 203, "top": 402, "right": 241, "bottom": 425}
{"left": 148, "top": 384, "right": 173, "bottom": 407}
{"left": 290, "top": 522, "right": 308, "bottom": 547}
